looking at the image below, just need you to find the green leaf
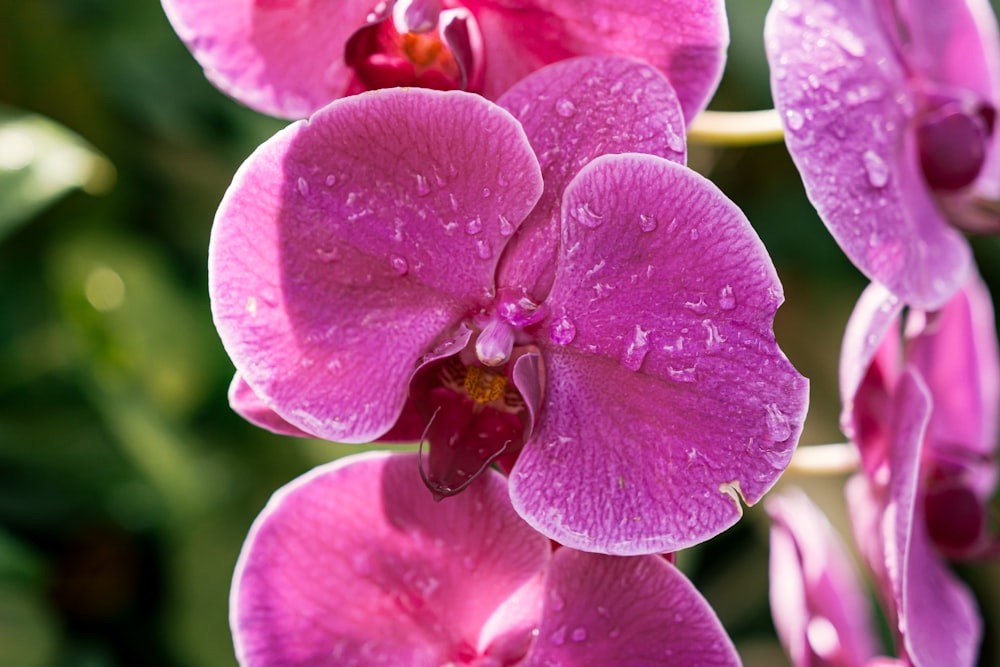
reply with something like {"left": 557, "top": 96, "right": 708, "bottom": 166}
{"left": 0, "top": 104, "right": 115, "bottom": 240}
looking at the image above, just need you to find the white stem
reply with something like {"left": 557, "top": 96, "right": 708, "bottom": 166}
{"left": 687, "top": 109, "right": 785, "bottom": 147}
{"left": 787, "top": 443, "right": 860, "bottom": 475}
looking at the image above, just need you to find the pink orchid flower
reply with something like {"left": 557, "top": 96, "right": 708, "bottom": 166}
{"left": 765, "top": 0, "right": 1000, "bottom": 309}
{"left": 209, "top": 56, "right": 808, "bottom": 555}
{"left": 837, "top": 275, "right": 999, "bottom": 666}
{"left": 767, "top": 489, "right": 889, "bottom": 667}
{"left": 161, "top": 0, "right": 728, "bottom": 121}
{"left": 231, "top": 450, "right": 742, "bottom": 666}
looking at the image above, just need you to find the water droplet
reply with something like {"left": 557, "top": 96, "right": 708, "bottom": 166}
{"left": 415, "top": 174, "right": 430, "bottom": 196}
{"left": 862, "top": 150, "right": 890, "bottom": 188}
{"left": 498, "top": 214, "right": 515, "bottom": 237}
{"left": 620, "top": 325, "right": 650, "bottom": 371}
{"left": 785, "top": 109, "right": 805, "bottom": 131}
{"left": 555, "top": 97, "right": 576, "bottom": 117}
{"left": 549, "top": 591, "right": 565, "bottom": 611}
{"left": 830, "top": 26, "right": 865, "bottom": 57}
{"left": 689, "top": 227, "right": 699, "bottom": 241}
{"left": 639, "top": 214, "right": 657, "bottom": 232}
{"left": 684, "top": 297, "right": 709, "bottom": 315}
{"left": 390, "top": 254, "right": 408, "bottom": 275}
{"left": 551, "top": 314, "right": 577, "bottom": 345}
{"left": 673, "top": 613, "right": 684, "bottom": 623}
{"left": 316, "top": 247, "right": 339, "bottom": 262}
{"left": 325, "top": 174, "right": 337, "bottom": 186}
{"left": 765, "top": 403, "right": 792, "bottom": 442}
{"left": 719, "top": 285, "right": 736, "bottom": 310}
{"left": 297, "top": 176, "right": 309, "bottom": 196}
{"left": 549, "top": 626, "right": 567, "bottom": 646}
{"left": 481, "top": 186, "right": 491, "bottom": 198}
{"left": 665, "top": 124, "right": 685, "bottom": 152}
{"left": 571, "top": 627, "right": 587, "bottom": 642}
{"left": 574, "top": 202, "right": 604, "bottom": 228}
{"left": 667, "top": 365, "right": 697, "bottom": 383}
{"left": 449, "top": 193, "right": 460, "bottom": 212}
{"left": 465, "top": 217, "right": 483, "bottom": 235}
{"left": 476, "top": 239, "right": 492, "bottom": 259}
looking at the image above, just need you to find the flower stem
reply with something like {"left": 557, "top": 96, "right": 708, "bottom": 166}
{"left": 787, "top": 443, "right": 860, "bottom": 475}
{"left": 687, "top": 109, "right": 785, "bottom": 147}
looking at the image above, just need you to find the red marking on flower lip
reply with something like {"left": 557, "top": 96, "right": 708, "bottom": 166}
{"left": 916, "top": 96, "right": 995, "bottom": 192}
{"left": 344, "top": 4, "right": 481, "bottom": 92}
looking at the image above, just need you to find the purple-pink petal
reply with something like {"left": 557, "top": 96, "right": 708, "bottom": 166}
{"left": 209, "top": 88, "right": 542, "bottom": 442}
{"left": 881, "top": 370, "right": 982, "bottom": 667}
{"left": 765, "top": 0, "right": 972, "bottom": 309}
{"left": 524, "top": 550, "right": 740, "bottom": 667}
{"left": 509, "top": 153, "right": 809, "bottom": 554}
{"left": 467, "top": 0, "right": 728, "bottom": 121}
{"left": 905, "top": 274, "right": 1000, "bottom": 463}
{"left": 231, "top": 451, "right": 551, "bottom": 666}
{"left": 161, "top": 0, "right": 371, "bottom": 119}
{"left": 495, "top": 55, "right": 688, "bottom": 301}
{"left": 767, "top": 489, "right": 879, "bottom": 667}
{"left": 228, "top": 372, "right": 312, "bottom": 438}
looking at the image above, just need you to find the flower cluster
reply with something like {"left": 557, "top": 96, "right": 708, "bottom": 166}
{"left": 161, "top": 0, "right": 1000, "bottom": 663}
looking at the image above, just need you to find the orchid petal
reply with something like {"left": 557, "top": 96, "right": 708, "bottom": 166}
{"left": 231, "top": 451, "right": 551, "bottom": 667}
{"left": 495, "top": 55, "right": 687, "bottom": 300}
{"left": 471, "top": 0, "right": 728, "bottom": 121}
{"left": 906, "top": 274, "right": 1000, "bottom": 462}
{"left": 210, "top": 89, "right": 542, "bottom": 442}
{"left": 161, "top": 0, "right": 371, "bottom": 119}
{"left": 524, "top": 550, "right": 740, "bottom": 667}
{"left": 765, "top": 0, "right": 971, "bottom": 309}
{"left": 767, "top": 489, "right": 879, "bottom": 667}
{"left": 838, "top": 282, "right": 904, "bottom": 472}
{"left": 228, "top": 372, "right": 312, "bottom": 437}
{"left": 883, "top": 370, "right": 982, "bottom": 667}
{"left": 510, "top": 153, "right": 808, "bottom": 554}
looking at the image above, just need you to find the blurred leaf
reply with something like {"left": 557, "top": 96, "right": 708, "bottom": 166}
{"left": 0, "top": 104, "right": 114, "bottom": 240}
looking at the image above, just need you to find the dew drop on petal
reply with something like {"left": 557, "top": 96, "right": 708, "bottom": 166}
{"left": 551, "top": 314, "right": 577, "bottom": 345}
{"left": 574, "top": 202, "right": 604, "bottom": 228}
{"left": 389, "top": 254, "right": 408, "bottom": 275}
{"left": 571, "top": 627, "right": 587, "bottom": 642}
{"left": 765, "top": 403, "right": 792, "bottom": 442}
{"left": 639, "top": 213, "right": 657, "bottom": 232}
{"left": 325, "top": 174, "right": 337, "bottom": 186}
{"left": 549, "top": 590, "right": 565, "bottom": 611}
{"left": 482, "top": 186, "right": 491, "bottom": 198}
{"left": 549, "top": 626, "right": 567, "bottom": 646}
{"left": 620, "top": 325, "right": 650, "bottom": 371}
{"left": 719, "top": 284, "right": 736, "bottom": 310}
{"left": 689, "top": 227, "right": 699, "bottom": 241}
{"left": 555, "top": 97, "right": 576, "bottom": 117}
{"left": 684, "top": 297, "right": 709, "bottom": 315}
{"left": 415, "top": 173, "right": 430, "bottom": 196}
{"left": 665, "top": 124, "right": 685, "bottom": 152}
{"left": 863, "top": 150, "right": 890, "bottom": 188}
{"left": 297, "top": 176, "right": 309, "bottom": 196}
{"left": 785, "top": 109, "right": 805, "bottom": 131}
{"left": 498, "top": 214, "right": 514, "bottom": 236}
{"left": 465, "top": 217, "right": 483, "bottom": 235}
{"left": 476, "top": 239, "right": 492, "bottom": 260}
{"left": 668, "top": 365, "right": 697, "bottom": 383}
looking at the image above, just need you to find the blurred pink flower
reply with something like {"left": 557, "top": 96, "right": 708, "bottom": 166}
{"left": 161, "top": 0, "right": 728, "bottom": 120}
{"left": 231, "top": 450, "right": 742, "bottom": 666}
{"left": 837, "top": 275, "right": 999, "bottom": 666}
{"left": 766, "top": 0, "right": 1000, "bottom": 309}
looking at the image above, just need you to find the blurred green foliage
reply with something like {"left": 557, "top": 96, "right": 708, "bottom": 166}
{"left": 0, "top": 1, "right": 997, "bottom": 666}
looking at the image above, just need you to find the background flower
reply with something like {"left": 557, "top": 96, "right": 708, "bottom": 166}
{"left": 160, "top": 0, "right": 729, "bottom": 120}
{"left": 232, "top": 450, "right": 742, "bottom": 666}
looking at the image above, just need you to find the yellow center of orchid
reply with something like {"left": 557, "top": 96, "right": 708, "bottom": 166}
{"left": 463, "top": 365, "right": 507, "bottom": 404}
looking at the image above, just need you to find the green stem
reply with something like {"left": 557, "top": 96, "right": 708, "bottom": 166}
{"left": 687, "top": 109, "right": 785, "bottom": 147}
{"left": 787, "top": 443, "right": 860, "bottom": 475}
